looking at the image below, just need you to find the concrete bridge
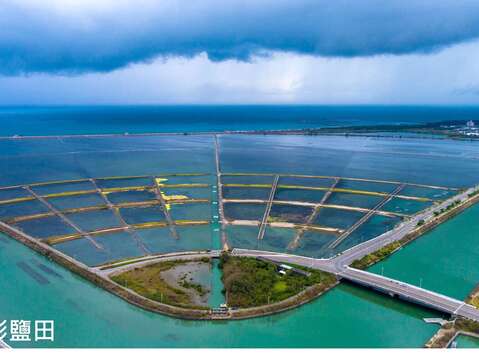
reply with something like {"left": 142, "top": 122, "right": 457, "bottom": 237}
{"left": 339, "top": 267, "right": 479, "bottom": 321}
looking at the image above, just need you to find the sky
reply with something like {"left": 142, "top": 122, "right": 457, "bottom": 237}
{"left": 1, "top": 0, "right": 479, "bottom": 105}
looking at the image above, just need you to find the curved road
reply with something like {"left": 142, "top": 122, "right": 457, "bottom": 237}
{"left": 233, "top": 184, "right": 479, "bottom": 322}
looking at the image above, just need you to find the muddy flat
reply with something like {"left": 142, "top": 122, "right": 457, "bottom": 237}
{"left": 161, "top": 261, "right": 211, "bottom": 306}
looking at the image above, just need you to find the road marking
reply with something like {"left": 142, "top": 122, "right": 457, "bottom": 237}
{"left": 454, "top": 303, "right": 466, "bottom": 315}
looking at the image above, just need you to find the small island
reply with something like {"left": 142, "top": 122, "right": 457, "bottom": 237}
{"left": 220, "top": 254, "right": 336, "bottom": 308}
{"left": 111, "top": 258, "right": 212, "bottom": 310}
{"left": 108, "top": 253, "right": 337, "bottom": 319}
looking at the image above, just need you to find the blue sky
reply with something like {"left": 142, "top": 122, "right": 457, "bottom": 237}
{"left": 1, "top": 0, "right": 479, "bottom": 105}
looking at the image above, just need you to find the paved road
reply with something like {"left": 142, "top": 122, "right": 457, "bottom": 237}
{"left": 333, "top": 184, "right": 479, "bottom": 269}
{"left": 99, "top": 250, "right": 222, "bottom": 276}
{"left": 230, "top": 183, "right": 479, "bottom": 322}
{"left": 232, "top": 247, "right": 479, "bottom": 322}
{"left": 340, "top": 267, "right": 479, "bottom": 321}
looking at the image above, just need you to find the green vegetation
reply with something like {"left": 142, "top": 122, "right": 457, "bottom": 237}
{"left": 179, "top": 259, "right": 210, "bottom": 297}
{"left": 180, "top": 279, "right": 208, "bottom": 297}
{"left": 427, "top": 317, "right": 479, "bottom": 348}
{"left": 267, "top": 216, "right": 284, "bottom": 222}
{"left": 455, "top": 318, "right": 479, "bottom": 335}
{"left": 220, "top": 254, "right": 336, "bottom": 308}
{"left": 351, "top": 241, "right": 402, "bottom": 270}
{"left": 43, "top": 189, "right": 98, "bottom": 198}
{"left": 310, "top": 120, "right": 479, "bottom": 140}
{"left": 466, "top": 287, "right": 479, "bottom": 309}
{"left": 111, "top": 260, "right": 208, "bottom": 309}
{"left": 470, "top": 297, "right": 479, "bottom": 309}
{"left": 0, "top": 196, "right": 35, "bottom": 205}
{"left": 468, "top": 189, "right": 479, "bottom": 198}
{"left": 354, "top": 191, "right": 479, "bottom": 271}
{"left": 434, "top": 200, "right": 462, "bottom": 217}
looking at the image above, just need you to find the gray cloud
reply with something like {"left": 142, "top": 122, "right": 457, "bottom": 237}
{"left": 2, "top": 0, "right": 479, "bottom": 75}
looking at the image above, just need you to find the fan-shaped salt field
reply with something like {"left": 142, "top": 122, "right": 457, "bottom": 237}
{"left": 1, "top": 133, "right": 479, "bottom": 347}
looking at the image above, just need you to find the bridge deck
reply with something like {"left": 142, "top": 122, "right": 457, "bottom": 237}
{"left": 339, "top": 267, "right": 479, "bottom": 321}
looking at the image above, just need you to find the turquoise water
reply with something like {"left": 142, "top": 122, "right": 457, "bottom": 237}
{"left": 2, "top": 105, "right": 479, "bottom": 136}
{"left": 369, "top": 204, "right": 479, "bottom": 300}
{"left": 0, "top": 233, "right": 439, "bottom": 348}
{"left": 456, "top": 335, "right": 479, "bottom": 348}
{"left": 208, "top": 259, "right": 225, "bottom": 308}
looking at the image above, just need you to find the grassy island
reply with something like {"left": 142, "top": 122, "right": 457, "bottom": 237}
{"left": 111, "top": 259, "right": 211, "bottom": 309}
{"left": 220, "top": 254, "right": 336, "bottom": 308}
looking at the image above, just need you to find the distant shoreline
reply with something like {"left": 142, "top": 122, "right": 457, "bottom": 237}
{"left": 0, "top": 120, "right": 477, "bottom": 141}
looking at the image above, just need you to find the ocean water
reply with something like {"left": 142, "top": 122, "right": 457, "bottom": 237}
{"left": 1, "top": 105, "right": 479, "bottom": 136}
{"left": 456, "top": 335, "right": 479, "bottom": 348}
{"left": 0, "top": 232, "right": 439, "bottom": 348}
{"left": 369, "top": 203, "right": 479, "bottom": 300}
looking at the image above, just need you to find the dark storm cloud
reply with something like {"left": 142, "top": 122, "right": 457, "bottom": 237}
{"left": 2, "top": 0, "right": 479, "bottom": 75}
